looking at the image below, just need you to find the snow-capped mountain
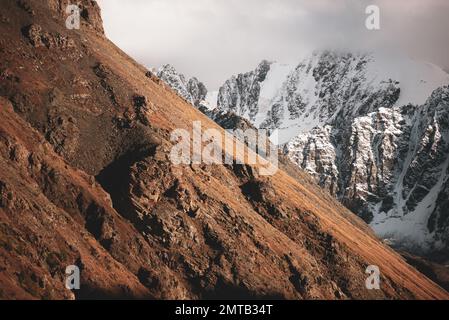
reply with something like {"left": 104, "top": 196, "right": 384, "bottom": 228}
{"left": 157, "top": 64, "right": 255, "bottom": 129}
{"left": 216, "top": 51, "right": 449, "bottom": 144}
{"left": 157, "top": 64, "right": 207, "bottom": 107}
{"left": 212, "top": 50, "right": 449, "bottom": 254}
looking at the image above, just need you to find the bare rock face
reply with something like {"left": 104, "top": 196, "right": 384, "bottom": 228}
{"left": 0, "top": 0, "right": 447, "bottom": 300}
{"left": 287, "top": 126, "right": 339, "bottom": 196}
{"left": 286, "top": 87, "right": 449, "bottom": 254}
{"left": 187, "top": 77, "right": 208, "bottom": 107}
{"left": 217, "top": 60, "right": 271, "bottom": 122}
{"left": 199, "top": 107, "right": 257, "bottom": 133}
{"left": 157, "top": 64, "right": 207, "bottom": 108}
{"left": 22, "top": 23, "right": 75, "bottom": 49}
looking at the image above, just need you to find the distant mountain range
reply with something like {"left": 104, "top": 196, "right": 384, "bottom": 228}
{"left": 158, "top": 51, "right": 449, "bottom": 255}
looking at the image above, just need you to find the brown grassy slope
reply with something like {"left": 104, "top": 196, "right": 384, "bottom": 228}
{"left": 0, "top": 97, "right": 154, "bottom": 299}
{"left": 0, "top": 0, "right": 448, "bottom": 299}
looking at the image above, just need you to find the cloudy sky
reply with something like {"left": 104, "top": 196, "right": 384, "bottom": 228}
{"left": 97, "top": 0, "right": 449, "bottom": 90}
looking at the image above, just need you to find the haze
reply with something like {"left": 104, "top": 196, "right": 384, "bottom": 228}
{"left": 97, "top": 0, "right": 449, "bottom": 90}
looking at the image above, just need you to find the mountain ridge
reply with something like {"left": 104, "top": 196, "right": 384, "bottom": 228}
{"left": 0, "top": 0, "right": 447, "bottom": 299}
{"left": 209, "top": 50, "right": 449, "bottom": 255}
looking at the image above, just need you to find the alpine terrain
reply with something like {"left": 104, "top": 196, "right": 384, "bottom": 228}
{"left": 202, "top": 51, "right": 449, "bottom": 256}
{"left": 0, "top": 0, "right": 448, "bottom": 299}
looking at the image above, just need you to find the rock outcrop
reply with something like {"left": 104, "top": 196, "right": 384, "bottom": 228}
{"left": 157, "top": 64, "right": 207, "bottom": 108}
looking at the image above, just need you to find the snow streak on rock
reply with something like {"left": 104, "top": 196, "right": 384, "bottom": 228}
{"left": 157, "top": 64, "right": 207, "bottom": 108}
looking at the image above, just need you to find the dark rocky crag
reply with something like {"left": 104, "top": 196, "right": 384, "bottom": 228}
{"left": 157, "top": 64, "right": 207, "bottom": 108}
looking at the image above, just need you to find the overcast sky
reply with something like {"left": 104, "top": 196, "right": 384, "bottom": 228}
{"left": 97, "top": 0, "right": 449, "bottom": 90}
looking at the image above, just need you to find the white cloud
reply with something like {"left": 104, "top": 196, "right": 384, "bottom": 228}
{"left": 97, "top": 0, "right": 449, "bottom": 89}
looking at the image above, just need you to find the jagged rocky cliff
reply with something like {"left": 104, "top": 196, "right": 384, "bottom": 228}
{"left": 287, "top": 88, "right": 449, "bottom": 254}
{"left": 157, "top": 64, "right": 207, "bottom": 108}
{"left": 157, "top": 64, "right": 257, "bottom": 132}
{"left": 213, "top": 51, "right": 449, "bottom": 254}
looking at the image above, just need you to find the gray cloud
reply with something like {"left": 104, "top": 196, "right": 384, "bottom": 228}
{"left": 97, "top": 0, "right": 449, "bottom": 89}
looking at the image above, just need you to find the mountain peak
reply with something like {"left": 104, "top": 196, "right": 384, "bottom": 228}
{"left": 157, "top": 64, "right": 207, "bottom": 107}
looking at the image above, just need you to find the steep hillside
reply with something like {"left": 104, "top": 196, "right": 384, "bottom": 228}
{"left": 0, "top": 0, "right": 447, "bottom": 299}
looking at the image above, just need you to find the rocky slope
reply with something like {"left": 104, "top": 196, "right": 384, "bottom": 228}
{"left": 213, "top": 51, "right": 449, "bottom": 255}
{"left": 0, "top": 0, "right": 448, "bottom": 299}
